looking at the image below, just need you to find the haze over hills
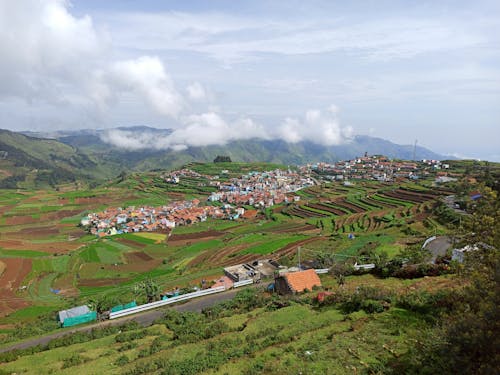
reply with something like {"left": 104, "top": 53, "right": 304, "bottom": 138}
{"left": 1, "top": 126, "right": 451, "bottom": 188}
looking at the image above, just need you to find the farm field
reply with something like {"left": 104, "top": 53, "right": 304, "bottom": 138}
{"left": 0, "top": 162, "right": 454, "bottom": 342}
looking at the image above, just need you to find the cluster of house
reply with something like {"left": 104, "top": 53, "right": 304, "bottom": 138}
{"left": 208, "top": 169, "right": 313, "bottom": 208}
{"left": 303, "top": 154, "right": 451, "bottom": 182}
{"left": 222, "top": 259, "right": 322, "bottom": 294}
{"left": 81, "top": 199, "right": 253, "bottom": 237}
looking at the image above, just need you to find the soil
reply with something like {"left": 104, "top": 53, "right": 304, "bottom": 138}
{"left": 0, "top": 258, "right": 32, "bottom": 316}
{"left": 169, "top": 230, "right": 224, "bottom": 242}
{"left": 125, "top": 251, "right": 154, "bottom": 262}
{"left": 0, "top": 239, "right": 82, "bottom": 253}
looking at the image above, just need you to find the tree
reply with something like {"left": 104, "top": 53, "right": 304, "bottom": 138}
{"left": 391, "top": 184, "right": 500, "bottom": 374}
{"left": 134, "top": 278, "right": 161, "bottom": 303}
{"left": 213, "top": 155, "right": 232, "bottom": 163}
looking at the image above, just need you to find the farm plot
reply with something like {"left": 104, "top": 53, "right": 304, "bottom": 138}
{"left": 0, "top": 258, "right": 32, "bottom": 316}
{"left": 287, "top": 205, "right": 330, "bottom": 218}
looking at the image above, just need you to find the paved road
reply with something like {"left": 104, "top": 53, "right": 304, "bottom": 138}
{"left": 0, "top": 287, "right": 244, "bottom": 354}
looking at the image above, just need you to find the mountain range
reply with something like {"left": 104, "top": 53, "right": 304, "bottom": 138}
{"left": 0, "top": 126, "right": 452, "bottom": 188}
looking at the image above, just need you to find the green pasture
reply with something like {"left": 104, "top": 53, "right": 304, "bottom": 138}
{"left": 0, "top": 249, "right": 48, "bottom": 258}
{"left": 239, "top": 234, "right": 307, "bottom": 255}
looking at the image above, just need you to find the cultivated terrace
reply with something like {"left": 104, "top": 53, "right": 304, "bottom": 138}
{"left": 0, "top": 158, "right": 498, "bottom": 374}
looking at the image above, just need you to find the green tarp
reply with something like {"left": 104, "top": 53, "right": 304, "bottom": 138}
{"left": 62, "top": 311, "right": 97, "bottom": 327}
{"left": 110, "top": 301, "right": 137, "bottom": 313}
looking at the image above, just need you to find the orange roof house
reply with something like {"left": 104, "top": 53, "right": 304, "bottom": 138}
{"left": 274, "top": 269, "right": 322, "bottom": 294}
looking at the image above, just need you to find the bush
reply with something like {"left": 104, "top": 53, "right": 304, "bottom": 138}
{"left": 115, "top": 354, "right": 129, "bottom": 366}
{"left": 62, "top": 353, "right": 86, "bottom": 369}
{"left": 341, "top": 286, "right": 392, "bottom": 314}
{"left": 115, "top": 329, "right": 148, "bottom": 343}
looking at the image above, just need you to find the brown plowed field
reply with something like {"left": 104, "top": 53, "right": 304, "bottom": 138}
{"left": 116, "top": 238, "right": 147, "bottom": 248}
{"left": 271, "top": 236, "right": 328, "bottom": 259}
{"left": 288, "top": 206, "right": 329, "bottom": 218}
{"left": 169, "top": 230, "right": 224, "bottom": 242}
{"left": 0, "top": 258, "right": 32, "bottom": 316}
{"left": 4, "top": 226, "right": 60, "bottom": 239}
{"left": 335, "top": 199, "right": 366, "bottom": 213}
{"left": 125, "top": 251, "right": 153, "bottom": 262}
{"left": 40, "top": 209, "right": 83, "bottom": 221}
{"left": 307, "top": 203, "right": 346, "bottom": 216}
{"left": 269, "top": 224, "right": 318, "bottom": 234}
{"left": 0, "top": 239, "right": 82, "bottom": 253}
{"left": 5, "top": 216, "right": 38, "bottom": 225}
{"left": 189, "top": 243, "right": 250, "bottom": 268}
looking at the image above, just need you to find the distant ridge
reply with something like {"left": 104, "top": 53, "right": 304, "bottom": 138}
{"left": 1, "top": 126, "right": 453, "bottom": 188}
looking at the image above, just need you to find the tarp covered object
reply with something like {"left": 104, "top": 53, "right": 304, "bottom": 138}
{"left": 62, "top": 311, "right": 97, "bottom": 327}
{"left": 58, "top": 305, "right": 97, "bottom": 327}
{"left": 58, "top": 305, "right": 90, "bottom": 324}
{"left": 110, "top": 301, "right": 137, "bottom": 313}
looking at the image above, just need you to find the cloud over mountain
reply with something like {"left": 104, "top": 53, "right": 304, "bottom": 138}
{"left": 100, "top": 106, "right": 353, "bottom": 150}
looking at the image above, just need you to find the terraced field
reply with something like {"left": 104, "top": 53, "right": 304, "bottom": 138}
{"left": 0, "top": 168, "right": 449, "bottom": 332}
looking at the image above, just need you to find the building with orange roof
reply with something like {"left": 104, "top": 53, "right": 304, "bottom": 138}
{"left": 274, "top": 269, "right": 322, "bottom": 294}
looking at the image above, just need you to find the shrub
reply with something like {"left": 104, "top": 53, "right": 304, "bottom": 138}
{"left": 62, "top": 353, "right": 86, "bottom": 369}
{"left": 115, "top": 354, "right": 129, "bottom": 366}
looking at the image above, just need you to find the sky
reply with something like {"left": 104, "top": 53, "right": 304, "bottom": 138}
{"left": 0, "top": 0, "right": 499, "bottom": 160}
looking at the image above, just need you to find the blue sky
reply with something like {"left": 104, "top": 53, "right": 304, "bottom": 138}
{"left": 0, "top": 0, "right": 499, "bottom": 160}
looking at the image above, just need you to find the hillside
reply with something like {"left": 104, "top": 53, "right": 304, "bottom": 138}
{"left": 0, "top": 159, "right": 497, "bottom": 374}
{"left": 0, "top": 129, "right": 121, "bottom": 188}
{"left": 6, "top": 127, "right": 450, "bottom": 186}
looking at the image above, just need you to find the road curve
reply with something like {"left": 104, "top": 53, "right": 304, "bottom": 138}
{"left": 0, "top": 287, "right": 245, "bottom": 354}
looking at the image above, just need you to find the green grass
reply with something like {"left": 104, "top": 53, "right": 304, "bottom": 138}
{"left": 239, "top": 234, "right": 307, "bottom": 255}
{"left": 0, "top": 249, "right": 48, "bottom": 258}
{"left": 6, "top": 306, "right": 56, "bottom": 320}
{"left": 178, "top": 239, "right": 223, "bottom": 257}
{"left": 80, "top": 246, "right": 100, "bottom": 263}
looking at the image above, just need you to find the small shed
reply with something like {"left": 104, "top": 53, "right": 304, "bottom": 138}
{"left": 274, "top": 269, "right": 322, "bottom": 295}
{"left": 58, "top": 305, "right": 97, "bottom": 327}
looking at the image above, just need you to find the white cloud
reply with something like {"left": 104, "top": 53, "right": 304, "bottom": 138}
{"left": 100, "top": 105, "right": 352, "bottom": 150}
{"left": 110, "top": 57, "right": 183, "bottom": 118}
{"left": 107, "top": 11, "right": 486, "bottom": 64}
{"left": 186, "top": 82, "right": 207, "bottom": 101}
{"left": 0, "top": 1, "right": 183, "bottom": 119}
{"left": 275, "top": 107, "right": 352, "bottom": 146}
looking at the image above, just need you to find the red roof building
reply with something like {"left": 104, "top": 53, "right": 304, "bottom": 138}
{"left": 274, "top": 269, "right": 322, "bottom": 294}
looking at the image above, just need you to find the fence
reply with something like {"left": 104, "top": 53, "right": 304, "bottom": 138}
{"left": 109, "top": 286, "right": 226, "bottom": 320}
{"left": 233, "top": 279, "right": 254, "bottom": 288}
{"left": 314, "top": 269, "right": 329, "bottom": 274}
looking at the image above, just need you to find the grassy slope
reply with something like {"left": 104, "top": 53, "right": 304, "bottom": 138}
{"left": 0, "top": 273, "right": 454, "bottom": 374}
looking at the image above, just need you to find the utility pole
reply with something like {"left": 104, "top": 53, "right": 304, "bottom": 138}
{"left": 412, "top": 139, "right": 418, "bottom": 161}
{"left": 298, "top": 246, "right": 301, "bottom": 270}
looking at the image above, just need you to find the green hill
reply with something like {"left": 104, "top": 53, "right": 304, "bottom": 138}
{"left": 0, "top": 129, "right": 116, "bottom": 188}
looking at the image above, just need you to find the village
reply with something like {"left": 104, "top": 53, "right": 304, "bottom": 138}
{"left": 81, "top": 156, "right": 458, "bottom": 237}
{"left": 81, "top": 168, "right": 314, "bottom": 236}
{"left": 303, "top": 154, "right": 452, "bottom": 182}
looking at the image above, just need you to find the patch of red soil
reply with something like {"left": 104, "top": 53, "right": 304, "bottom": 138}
{"left": 189, "top": 243, "right": 250, "bottom": 268}
{"left": 5, "top": 216, "right": 38, "bottom": 225}
{"left": 125, "top": 251, "right": 153, "bottom": 262}
{"left": 0, "top": 258, "right": 32, "bottom": 317}
{"left": 40, "top": 209, "right": 82, "bottom": 221}
{"left": 169, "top": 230, "right": 224, "bottom": 242}
{"left": 0, "top": 239, "right": 82, "bottom": 253}
{"left": 116, "top": 238, "right": 147, "bottom": 248}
